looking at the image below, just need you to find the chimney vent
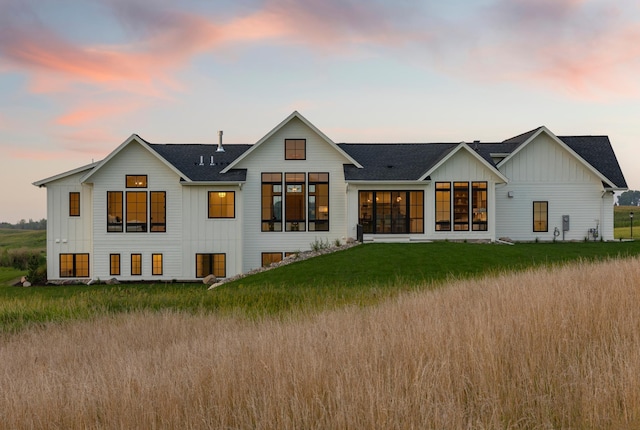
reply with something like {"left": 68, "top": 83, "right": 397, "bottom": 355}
{"left": 217, "top": 130, "right": 225, "bottom": 152}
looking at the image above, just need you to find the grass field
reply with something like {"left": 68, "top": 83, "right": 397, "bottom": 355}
{"left": 0, "top": 228, "right": 46, "bottom": 250}
{"left": 615, "top": 205, "right": 640, "bottom": 239}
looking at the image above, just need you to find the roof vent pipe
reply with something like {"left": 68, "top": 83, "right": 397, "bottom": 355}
{"left": 217, "top": 130, "right": 225, "bottom": 152}
{"left": 210, "top": 155, "right": 214, "bottom": 166}
{"left": 199, "top": 155, "right": 204, "bottom": 166}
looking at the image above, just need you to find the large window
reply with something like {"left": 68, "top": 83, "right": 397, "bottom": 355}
{"left": 472, "top": 182, "right": 488, "bottom": 231}
{"left": 285, "top": 173, "right": 306, "bottom": 231}
{"left": 152, "top": 254, "right": 163, "bottom": 276}
{"left": 262, "top": 252, "right": 283, "bottom": 267}
{"left": 59, "top": 253, "right": 89, "bottom": 278}
{"left": 131, "top": 253, "right": 142, "bottom": 276}
{"left": 285, "top": 139, "right": 306, "bottom": 160}
{"left": 533, "top": 201, "right": 548, "bottom": 232}
{"left": 208, "top": 191, "right": 235, "bottom": 218}
{"left": 308, "top": 173, "right": 329, "bottom": 231}
{"left": 107, "top": 191, "right": 123, "bottom": 232}
{"left": 453, "top": 182, "right": 469, "bottom": 231}
{"left": 69, "top": 192, "right": 80, "bottom": 217}
{"left": 126, "top": 191, "right": 147, "bottom": 232}
{"left": 126, "top": 175, "right": 147, "bottom": 188}
{"left": 196, "top": 254, "right": 226, "bottom": 278}
{"left": 262, "top": 173, "right": 282, "bottom": 231}
{"left": 358, "top": 191, "right": 424, "bottom": 234}
{"left": 150, "top": 191, "right": 166, "bottom": 232}
{"left": 110, "top": 254, "right": 120, "bottom": 276}
{"left": 435, "top": 183, "right": 451, "bottom": 231}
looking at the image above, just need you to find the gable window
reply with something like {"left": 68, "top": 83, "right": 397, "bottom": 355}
{"left": 472, "top": 182, "right": 488, "bottom": 231}
{"left": 126, "top": 191, "right": 147, "bottom": 232}
{"left": 196, "top": 253, "right": 226, "bottom": 278}
{"left": 262, "top": 173, "right": 282, "bottom": 231}
{"left": 107, "top": 191, "right": 123, "bottom": 232}
{"left": 358, "top": 191, "right": 424, "bottom": 234}
{"left": 285, "top": 173, "right": 306, "bottom": 231}
{"left": 262, "top": 252, "right": 283, "bottom": 267}
{"left": 131, "top": 253, "right": 142, "bottom": 276}
{"left": 60, "top": 253, "right": 89, "bottom": 278}
{"left": 285, "top": 139, "right": 306, "bottom": 160}
{"left": 533, "top": 201, "right": 548, "bottom": 232}
{"left": 308, "top": 173, "right": 329, "bottom": 231}
{"left": 152, "top": 254, "right": 163, "bottom": 276}
{"left": 453, "top": 182, "right": 469, "bottom": 231}
{"left": 69, "top": 192, "right": 80, "bottom": 217}
{"left": 208, "top": 191, "right": 235, "bottom": 218}
{"left": 435, "top": 183, "right": 451, "bottom": 231}
{"left": 150, "top": 191, "right": 166, "bottom": 232}
{"left": 110, "top": 254, "right": 120, "bottom": 276}
{"left": 126, "top": 175, "right": 147, "bottom": 188}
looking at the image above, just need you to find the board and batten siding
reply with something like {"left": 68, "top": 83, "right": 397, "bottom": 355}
{"left": 44, "top": 172, "right": 93, "bottom": 279}
{"left": 234, "top": 116, "right": 351, "bottom": 273}
{"left": 496, "top": 133, "right": 608, "bottom": 241}
{"left": 86, "top": 142, "right": 185, "bottom": 281}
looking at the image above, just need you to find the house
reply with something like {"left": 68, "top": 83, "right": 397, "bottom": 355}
{"left": 34, "top": 111, "right": 628, "bottom": 282}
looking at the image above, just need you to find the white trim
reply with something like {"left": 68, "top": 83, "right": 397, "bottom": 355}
{"left": 33, "top": 161, "right": 100, "bottom": 187}
{"left": 419, "top": 142, "right": 509, "bottom": 183}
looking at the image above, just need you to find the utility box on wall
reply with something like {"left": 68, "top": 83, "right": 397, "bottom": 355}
{"left": 562, "top": 215, "right": 570, "bottom": 232}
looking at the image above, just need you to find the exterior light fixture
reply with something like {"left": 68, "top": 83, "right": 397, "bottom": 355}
{"left": 218, "top": 192, "right": 227, "bottom": 198}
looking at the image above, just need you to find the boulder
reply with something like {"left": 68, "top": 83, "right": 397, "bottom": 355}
{"left": 105, "top": 278, "right": 120, "bottom": 285}
{"left": 203, "top": 274, "right": 217, "bottom": 285}
{"left": 22, "top": 281, "right": 31, "bottom": 287}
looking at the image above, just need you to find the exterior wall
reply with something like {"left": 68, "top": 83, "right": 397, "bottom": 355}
{"left": 86, "top": 142, "right": 185, "bottom": 281}
{"left": 234, "top": 116, "right": 351, "bottom": 273}
{"left": 496, "top": 134, "right": 606, "bottom": 241}
{"left": 44, "top": 172, "right": 93, "bottom": 279}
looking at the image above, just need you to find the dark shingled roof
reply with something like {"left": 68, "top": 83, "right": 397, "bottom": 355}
{"left": 559, "top": 136, "right": 627, "bottom": 188}
{"left": 147, "top": 143, "right": 251, "bottom": 182}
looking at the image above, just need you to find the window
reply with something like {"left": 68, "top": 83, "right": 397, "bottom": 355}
{"left": 472, "top": 182, "right": 488, "bottom": 231}
{"left": 262, "top": 173, "right": 282, "bottom": 231}
{"left": 285, "top": 139, "right": 306, "bottom": 160}
{"left": 59, "top": 253, "right": 89, "bottom": 278}
{"left": 152, "top": 254, "right": 163, "bottom": 276}
{"left": 110, "top": 254, "right": 120, "bottom": 276}
{"left": 69, "top": 192, "right": 80, "bottom": 217}
{"left": 285, "top": 173, "right": 306, "bottom": 231}
{"left": 533, "top": 201, "right": 548, "bottom": 232}
{"left": 126, "top": 175, "right": 147, "bottom": 188}
{"left": 196, "top": 254, "right": 226, "bottom": 278}
{"left": 435, "top": 183, "right": 451, "bottom": 231}
{"left": 208, "top": 191, "right": 235, "bottom": 218}
{"left": 308, "top": 173, "right": 329, "bottom": 231}
{"left": 150, "top": 191, "right": 166, "bottom": 232}
{"left": 262, "top": 252, "right": 283, "bottom": 267}
{"left": 126, "top": 191, "right": 147, "bottom": 232}
{"left": 453, "top": 182, "right": 469, "bottom": 231}
{"left": 358, "top": 191, "right": 424, "bottom": 234}
{"left": 107, "top": 191, "right": 123, "bottom": 232}
{"left": 131, "top": 254, "right": 142, "bottom": 276}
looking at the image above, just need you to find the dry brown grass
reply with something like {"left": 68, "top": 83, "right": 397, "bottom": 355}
{"left": 2, "top": 257, "right": 640, "bottom": 429}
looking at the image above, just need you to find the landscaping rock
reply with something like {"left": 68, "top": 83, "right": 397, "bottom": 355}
{"left": 203, "top": 274, "right": 217, "bottom": 285}
{"left": 105, "top": 278, "right": 120, "bottom": 285}
{"left": 22, "top": 281, "right": 31, "bottom": 287}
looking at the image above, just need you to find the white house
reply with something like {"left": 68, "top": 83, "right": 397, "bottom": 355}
{"left": 34, "top": 111, "right": 628, "bottom": 282}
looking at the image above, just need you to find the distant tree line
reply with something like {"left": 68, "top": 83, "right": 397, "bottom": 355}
{"left": 617, "top": 190, "right": 640, "bottom": 207}
{"left": 0, "top": 218, "right": 47, "bottom": 230}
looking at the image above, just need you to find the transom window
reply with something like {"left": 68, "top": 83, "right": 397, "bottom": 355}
{"left": 196, "top": 254, "right": 226, "bottom": 278}
{"left": 60, "top": 253, "right": 89, "bottom": 278}
{"left": 285, "top": 139, "right": 306, "bottom": 160}
{"left": 126, "top": 175, "right": 147, "bottom": 188}
{"left": 69, "top": 192, "right": 80, "bottom": 217}
{"left": 208, "top": 191, "right": 235, "bottom": 218}
{"left": 358, "top": 191, "right": 424, "bottom": 234}
{"left": 533, "top": 201, "right": 548, "bottom": 232}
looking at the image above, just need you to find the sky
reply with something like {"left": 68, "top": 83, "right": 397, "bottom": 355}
{"left": 1, "top": 0, "right": 639, "bottom": 223}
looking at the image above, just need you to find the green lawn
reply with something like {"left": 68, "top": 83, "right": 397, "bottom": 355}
{"left": 0, "top": 228, "right": 46, "bottom": 250}
{"left": 614, "top": 205, "right": 639, "bottom": 239}
{"left": 3, "top": 241, "right": 640, "bottom": 334}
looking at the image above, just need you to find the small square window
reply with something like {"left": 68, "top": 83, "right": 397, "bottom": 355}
{"left": 285, "top": 139, "right": 306, "bottom": 160}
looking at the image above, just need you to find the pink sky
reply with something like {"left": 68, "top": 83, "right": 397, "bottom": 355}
{"left": 1, "top": 0, "right": 639, "bottom": 222}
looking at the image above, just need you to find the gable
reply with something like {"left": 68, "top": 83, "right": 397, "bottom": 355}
{"left": 428, "top": 145, "right": 507, "bottom": 182}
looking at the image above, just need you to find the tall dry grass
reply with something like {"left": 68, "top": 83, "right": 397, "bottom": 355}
{"left": 2, "top": 257, "right": 640, "bottom": 429}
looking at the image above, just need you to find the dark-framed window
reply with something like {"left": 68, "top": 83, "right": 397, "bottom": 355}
{"left": 131, "top": 253, "right": 142, "bottom": 276}
{"left": 196, "top": 253, "right": 226, "bottom": 278}
{"left": 358, "top": 191, "right": 424, "bottom": 234}
{"left": 262, "top": 173, "right": 282, "bottom": 232}
{"left": 110, "top": 254, "right": 120, "bottom": 276}
{"left": 150, "top": 191, "right": 166, "bottom": 232}
{"left": 69, "top": 192, "right": 80, "bottom": 217}
{"left": 435, "top": 182, "right": 451, "bottom": 231}
{"left": 262, "top": 252, "right": 283, "bottom": 267}
{"left": 285, "top": 139, "right": 306, "bottom": 160}
{"left": 472, "top": 182, "right": 488, "bottom": 231}
{"left": 308, "top": 173, "right": 329, "bottom": 231}
{"left": 152, "top": 254, "right": 163, "bottom": 276}
{"left": 453, "top": 182, "right": 469, "bottom": 231}
{"left": 126, "top": 175, "right": 147, "bottom": 188}
{"left": 59, "top": 253, "right": 89, "bottom": 278}
{"left": 533, "top": 201, "right": 548, "bottom": 232}
{"left": 208, "top": 191, "right": 235, "bottom": 218}
{"left": 107, "top": 191, "right": 123, "bottom": 232}
{"left": 126, "top": 191, "right": 147, "bottom": 232}
{"left": 285, "top": 173, "right": 306, "bottom": 231}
